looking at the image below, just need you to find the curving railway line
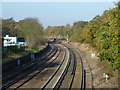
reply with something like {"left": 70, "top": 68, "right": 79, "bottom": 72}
{"left": 41, "top": 44, "right": 69, "bottom": 89}
{"left": 2, "top": 45, "right": 55, "bottom": 83}
{"left": 2, "top": 44, "right": 59, "bottom": 89}
{"left": 2, "top": 43, "right": 86, "bottom": 89}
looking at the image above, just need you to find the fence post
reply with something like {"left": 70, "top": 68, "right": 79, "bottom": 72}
{"left": 31, "top": 54, "right": 35, "bottom": 61}
{"left": 18, "top": 59, "right": 20, "bottom": 67}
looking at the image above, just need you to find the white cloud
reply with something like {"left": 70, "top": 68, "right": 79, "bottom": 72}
{"left": 1, "top": 0, "right": 118, "bottom": 2}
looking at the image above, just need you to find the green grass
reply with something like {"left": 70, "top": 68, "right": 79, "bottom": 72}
{"left": 2, "top": 51, "right": 30, "bottom": 65}
{"left": 2, "top": 44, "right": 47, "bottom": 65}
{"left": 25, "top": 47, "right": 40, "bottom": 53}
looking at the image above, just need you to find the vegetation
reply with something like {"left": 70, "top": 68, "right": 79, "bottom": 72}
{"left": 45, "top": 2, "right": 119, "bottom": 69}
{"left": 2, "top": 2, "right": 119, "bottom": 69}
{"left": 2, "top": 17, "right": 46, "bottom": 48}
{"left": 2, "top": 17, "right": 47, "bottom": 64}
{"left": 2, "top": 46, "right": 24, "bottom": 58}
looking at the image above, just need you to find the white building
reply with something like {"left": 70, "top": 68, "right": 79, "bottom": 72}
{"left": 3, "top": 35, "right": 26, "bottom": 47}
{"left": 3, "top": 35, "right": 17, "bottom": 47}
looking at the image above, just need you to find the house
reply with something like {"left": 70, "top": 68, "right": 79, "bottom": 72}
{"left": 3, "top": 35, "right": 17, "bottom": 47}
{"left": 17, "top": 37, "right": 26, "bottom": 46}
{"left": 3, "top": 35, "right": 26, "bottom": 47}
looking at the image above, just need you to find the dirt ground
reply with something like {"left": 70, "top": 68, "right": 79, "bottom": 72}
{"left": 69, "top": 42, "right": 118, "bottom": 88}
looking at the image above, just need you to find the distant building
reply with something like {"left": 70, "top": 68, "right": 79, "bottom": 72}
{"left": 3, "top": 35, "right": 26, "bottom": 47}
{"left": 17, "top": 38, "right": 26, "bottom": 46}
{"left": 3, "top": 35, "right": 17, "bottom": 47}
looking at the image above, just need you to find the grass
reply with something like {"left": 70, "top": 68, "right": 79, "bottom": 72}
{"left": 2, "top": 44, "right": 48, "bottom": 65}
{"left": 2, "top": 50, "right": 30, "bottom": 65}
{"left": 25, "top": 47, "right": 40, "bottom": 53}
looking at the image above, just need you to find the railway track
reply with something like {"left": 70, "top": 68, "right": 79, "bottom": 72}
{"left": 2, "top": 44, "right": 51, "bottom": 77}
{"left": 2, "top": 44, "right": 60, "bottom": 89}
{"left": 14, "top": 44, "right": 67, "bottom": 89}
{"left": 41, "top": 44, "right": 70, "bottom": 89}
{"left": 71, "top": 46, "right": 86, "bottom": 89}
{"left": 13, "top": 45, "right": 61, "bottom": 89}
{"left": 59, "top": 43, "right": 85, "bottom": 89}
{"left": 15, "top": 43, "right": 85, "bottom": 89}
{"left": 2, "top": 43, "right": 86, "bottom": 89}
{"left": 59, "top": 48, "right": 76, "bottom": 89}
{"left": 2, "top": 45, "right": 54, "bottom": 83}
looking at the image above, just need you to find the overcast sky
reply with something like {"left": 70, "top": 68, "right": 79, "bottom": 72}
{"left": 2, "top": 1, "right": 116, "bottom": 28}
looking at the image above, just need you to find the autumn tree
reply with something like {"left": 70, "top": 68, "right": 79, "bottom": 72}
{"left": 2, "top": 17, "right": 15, "bottom": 37}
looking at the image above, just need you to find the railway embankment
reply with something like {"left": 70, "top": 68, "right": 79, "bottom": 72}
{"left": 69, "top": 42, "right": 118, "bottom": 88}
{"left": 2, "top": 43, "right": 50, "bottom": 74}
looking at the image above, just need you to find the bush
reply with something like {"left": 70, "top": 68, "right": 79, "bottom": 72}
{"left": 2, "top": 46, "right": 25, "bottom": 58}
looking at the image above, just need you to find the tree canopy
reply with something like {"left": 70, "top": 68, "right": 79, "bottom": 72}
{"left": 2, "top": 17, "right": 46, "bottom": 48}
{"left": 45, "top": 2, "right": 119, "bottom": 69}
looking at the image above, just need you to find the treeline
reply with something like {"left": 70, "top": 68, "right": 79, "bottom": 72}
{"left": 45, "top": 2, "right": 119, "bottom": 69}
{"left": 2, "top": 17, "right": 46, "bottom": 48}
{"left": 45, "top": 21, "right": 88, "bottom": 42}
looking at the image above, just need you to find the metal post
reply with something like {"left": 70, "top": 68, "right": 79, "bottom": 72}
{"left": 18, "top": 59, "right": 20, "bottom": 66}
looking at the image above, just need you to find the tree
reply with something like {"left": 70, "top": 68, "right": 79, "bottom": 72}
{"left": 18, "top": 18, "right": 45, "bottom": 47}
{"left": 2, "top": 17, "right": 15, "bottom": 37}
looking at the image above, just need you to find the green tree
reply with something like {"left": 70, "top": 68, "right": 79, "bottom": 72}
{"left": 2, "top": 17, "right": 15, "bottom": 37}
{"left": 18, "top": 18, "right": 45, "bottom": 47}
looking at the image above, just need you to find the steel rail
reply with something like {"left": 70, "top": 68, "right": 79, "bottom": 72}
{"left": 53, "top": 44, "right": 76, "bottom": 89}
{"left": 2, "top": 45, "right": 55, "bottom": 84}
{"left": 2, "top": 45, "right": 59, "bottom": 90}
{"left": 41, "top": 45, "right": 67, "bottom": 89}
{"left": 14, "top": 45, "right": 62, "bottom": 90}
{"left": 2, "top": 44, "right": 51, "bottom": 78}
{"left": 69, "top": 49, "right": 76, "bottom": 89}
{"left": 53, "top": 47, "right": 71, "bottom": 89}
{"left": 58, "top": 45, "right": 76, "bottom": 89}
{"left": 2, "top": 45, "right": 54, "bottom": 83}
{"left": 75, "top": 48, "right": 85, "bottom": 90}
{"left": 3, "top": 45, "right": 57, "bottom": 88}
{"left": 41, "top": 45, "right": 70, "bottom": 90}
